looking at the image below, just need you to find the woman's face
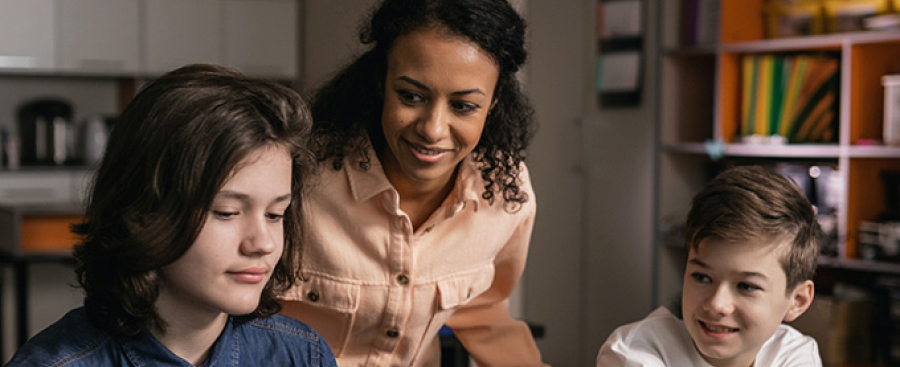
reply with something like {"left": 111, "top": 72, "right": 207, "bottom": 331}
{"left": 154, "top": 145, "right": 292, "bottom": 323}
{"left": 380, "top": 27, "right": 499, "bottom": 192}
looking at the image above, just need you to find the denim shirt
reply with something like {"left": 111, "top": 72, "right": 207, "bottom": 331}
{"left": 6, "top": 307, "right": 337, "bottom": 367}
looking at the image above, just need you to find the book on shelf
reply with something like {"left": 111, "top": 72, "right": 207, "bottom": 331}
{"left": 681, "top": 0, "right": 720, "bottom": 46}
{"left": 740, "top": 53, "right": 839, "bottom": 144}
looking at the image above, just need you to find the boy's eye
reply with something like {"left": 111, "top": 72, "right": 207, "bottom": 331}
{"left": 690, "top": 273, "right": 711, "bottom": 283}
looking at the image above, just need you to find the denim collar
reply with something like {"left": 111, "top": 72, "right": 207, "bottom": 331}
{"left": 121, "top": 317, "right": 237, "bottom": 367}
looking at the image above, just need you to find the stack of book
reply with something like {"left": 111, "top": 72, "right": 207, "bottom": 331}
{"left": 740, "top": 54, "right": 840, "bottom": 144}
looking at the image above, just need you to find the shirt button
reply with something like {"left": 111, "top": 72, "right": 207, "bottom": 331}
{"left": 385, "top": 328, "right": 400, "bottom": 338}
{"left": 396, "top": 274, "right": 410, "bottom": 285}
{"left": 307, "top": 291, "right": 320, "bottom": 302}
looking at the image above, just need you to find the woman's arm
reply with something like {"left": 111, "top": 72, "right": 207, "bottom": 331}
{"left": 443, "top": 205, "right": 548, "bottom": 367}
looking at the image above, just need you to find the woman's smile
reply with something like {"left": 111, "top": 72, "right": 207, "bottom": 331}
{"left": 405, "top": 139, "right": 450, "bottom": 163}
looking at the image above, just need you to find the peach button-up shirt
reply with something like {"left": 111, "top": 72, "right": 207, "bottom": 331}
{"left": 280, "top": 152, "right": 546, "bottom": 367}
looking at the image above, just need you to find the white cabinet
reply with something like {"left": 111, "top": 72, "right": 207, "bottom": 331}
{"left": 145, "top": 0, "right": 223, "bottom": 74}
{"left": 0, "top": 170, "right": 90, "bottom": 205}
{"left": 0, "top": 0, "right": 55, "bottom": 70}
{"left": 224, "top": 0, "right": 299, "bottom": 78}
{"left": 0, "top": 0, "right": 299, "bottom": 78}
{"left": 57, "top": 0, "right": 140, "bottom": 73}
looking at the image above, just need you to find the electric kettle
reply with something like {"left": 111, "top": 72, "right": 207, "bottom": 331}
{"left": 16, "top": 98, "right": 74, "bottom": 166}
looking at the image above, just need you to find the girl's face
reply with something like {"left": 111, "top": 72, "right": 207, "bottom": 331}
{"left": 379, "top": 26, "right": 499, "bottom": 192}
{"left": 155, "top": 145, "right": 292, "bottom": 323}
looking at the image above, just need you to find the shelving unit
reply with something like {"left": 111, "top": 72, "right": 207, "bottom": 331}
{"left": 655, "top": 1, "right": 900, "bottom": 365}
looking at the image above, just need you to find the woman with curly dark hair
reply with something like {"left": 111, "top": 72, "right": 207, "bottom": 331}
{"left": 6, "top": 64, "right": 336, "bottom": 367}
{"left": 278, "top": 0, "right": 546, "bottom": 365}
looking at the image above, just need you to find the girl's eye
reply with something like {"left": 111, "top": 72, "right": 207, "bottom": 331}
{"left": 266, "top": 212, "right": 285, "bottom": 222}
{"left": 690, "top": 273, "right": 711, "bottom": 283}
{"left": 737, "top": 282, "right": 761, "bottom": 292}
{"left": 450, "top": 101, "right": 478, "bottom": 114}
{"left": 213, "top": 211, "right": 239, "bottom": 220}
{"left": 397, "top": 90, "right": 424, "bottom": 104}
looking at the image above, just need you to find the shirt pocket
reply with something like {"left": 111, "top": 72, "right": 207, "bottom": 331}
{"left": 411, "top": 264, "right": 495, "bottom": 364}
{"left": 436, "top": 264, "right": 495, "bottom": 310}
{"left": 292, "top": 276, "right": 360, "bottom": 357}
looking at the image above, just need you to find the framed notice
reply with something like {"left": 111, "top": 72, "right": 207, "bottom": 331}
{"left": 596, "top": 0, "right": 644, "bottom": 107}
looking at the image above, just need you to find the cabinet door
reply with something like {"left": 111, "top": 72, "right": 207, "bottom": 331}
{"left": 223, "top": 0, "right": 298, "bottom": 79}
{"left": 145, "top": 0, "right": 222, "bottom": 74}
{"left": 57, "top": 0, "right": 140, "bottom": 73}
{"left": 0, "top": 172, "right": 74, "bottom": 205}
{"left": 0, "top": 0, "right": 55, "bottom": 70}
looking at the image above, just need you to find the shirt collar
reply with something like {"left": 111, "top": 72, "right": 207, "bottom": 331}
{"left": 344, "top": 148, "right": 482, "bottom": 212}
{"left": 346, "top": 151, "right": 394, "bottom": 204}
{"left": 122, "top": 317, "right": 237, "bottom": 366}
{"left": 454, "top": 155, "right": 482, "bottom": 213}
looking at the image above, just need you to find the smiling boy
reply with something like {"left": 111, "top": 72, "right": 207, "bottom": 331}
{"left": 597, "top": 165, "right": 823, "bottom": 367}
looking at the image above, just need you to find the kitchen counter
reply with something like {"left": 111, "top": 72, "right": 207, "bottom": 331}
{"left": 0, "top": 202, "right": 84, "bottom": 256}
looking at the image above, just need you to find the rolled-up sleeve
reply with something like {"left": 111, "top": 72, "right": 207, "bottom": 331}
{"left": 445, "top": 203, "right": 548, "bottom": 367}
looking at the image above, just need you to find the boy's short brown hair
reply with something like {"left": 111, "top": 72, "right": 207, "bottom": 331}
{"left": 684, "top": 165, "right": 823, "bottom": 292}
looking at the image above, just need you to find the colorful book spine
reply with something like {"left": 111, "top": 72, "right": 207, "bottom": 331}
{"left": 742, "top": 55, "right": 757, "bottom": 137}
{"left": 739, "top": 53, "right": 838, "bottom": 143}
{"left": 755, "top": 55, "right": 773, "bottom": 136}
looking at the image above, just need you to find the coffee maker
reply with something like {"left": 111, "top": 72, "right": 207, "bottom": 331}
{"left": 16, "top": 98, "right": 74, "bottom": 166}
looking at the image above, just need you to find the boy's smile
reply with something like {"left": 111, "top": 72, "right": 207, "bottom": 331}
{"left": 681, "top": 238, "right": 812, "bottom": 367}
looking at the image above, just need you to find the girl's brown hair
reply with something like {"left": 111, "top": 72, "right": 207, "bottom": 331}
{"left": 72, "top": 64, "right": 315, "bottom": 336}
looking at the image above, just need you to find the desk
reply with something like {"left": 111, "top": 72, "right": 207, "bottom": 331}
{"left": 0, "top": 204, "right": 83, "bottom": 362}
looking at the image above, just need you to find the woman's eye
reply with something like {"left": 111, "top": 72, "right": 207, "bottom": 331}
{"left": 397, "top": 90, "right": 424, "bottom": 104}
{"left": 213, "top": 211, "right": 239, "bottom": 220}
{"left": 451, "top": 101, "right": 478, "bottom": 114}
{"left": 690, "top": 273, "right": 711, "bottom": 283}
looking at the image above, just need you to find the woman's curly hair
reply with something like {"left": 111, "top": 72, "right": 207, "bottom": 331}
{"left": 309, "top": 0, "right": 535, "bottom": 210}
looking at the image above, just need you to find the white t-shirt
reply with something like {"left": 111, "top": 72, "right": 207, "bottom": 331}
{"left": 596, "top": 307, "right": 822, "bottom": 367}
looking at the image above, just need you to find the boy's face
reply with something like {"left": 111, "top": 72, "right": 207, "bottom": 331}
{"left": 681, "top": 238, "right": 813, "bottom": 367}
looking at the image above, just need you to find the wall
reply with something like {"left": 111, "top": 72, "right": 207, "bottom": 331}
{"left": 526, "top": 0, "right": 657, "bottom": 364}
{"left": 522, "top": 0, "right": 587, "bottom": 364}
{"left": 579, "top": 1, "right": 658, "bottom": 364}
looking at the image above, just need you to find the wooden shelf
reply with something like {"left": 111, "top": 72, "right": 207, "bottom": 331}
{"left": 0, "top": 203, "right": 84, "bottom": 256}
{"left": 849, "top": 145, "right": 900, "bottom": 158}
{"left": 720, "top": 30, "right": 900, "bottom": 53}
{"left": 819, "top": 257, "right": 900, "bottom": 275}
{"left": 655, "top": 0, "right": 900, "bottom": 307}
{"left": 662, "top": 142, "right": 841, "bottom": 158}
{"left": 664, "top": 45, "right": 717, "bottom": 56}
{"left": 657, "top": 1, "right": 900, "bottom": 363}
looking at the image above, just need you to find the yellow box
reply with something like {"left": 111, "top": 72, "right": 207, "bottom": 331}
{"left": 765, "top": 0, "right": 826, "bottom": 38}
{"left": 823, "top": 0, "right": 890, "bottom": 33}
